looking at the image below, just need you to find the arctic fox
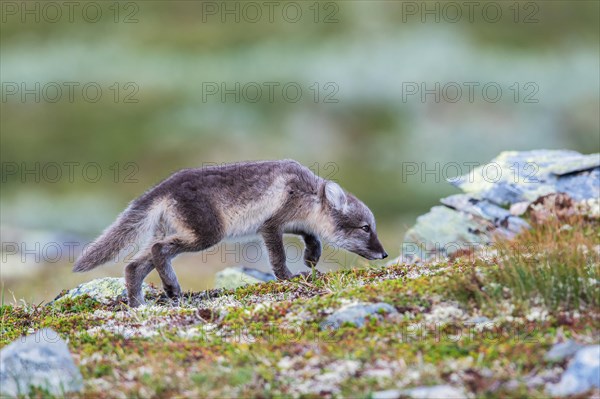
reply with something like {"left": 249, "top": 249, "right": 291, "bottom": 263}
{"left": 73, "top": 160, "right": 388, "bottom": 306}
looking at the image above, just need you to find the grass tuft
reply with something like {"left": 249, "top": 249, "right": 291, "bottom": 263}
{"left": 451, "top": 216, "right": 600, "bottom": 312}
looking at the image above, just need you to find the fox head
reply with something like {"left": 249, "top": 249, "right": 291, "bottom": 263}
{"left": 321, "top": 181, "right": 388, "bottom": 260}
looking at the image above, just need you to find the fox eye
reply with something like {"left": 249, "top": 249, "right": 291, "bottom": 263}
{"left": 361, "top": 225, "right": 370, "bottom": 233}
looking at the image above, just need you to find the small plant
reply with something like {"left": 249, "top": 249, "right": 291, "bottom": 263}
{"left": 51, "top": 295, "right": 102, "bottom": 314}
{"left": 320, "top": 270, "right": 356, "bottom": 294}
{"left": 451, "top": 216, "right": 600, "bottom": 312}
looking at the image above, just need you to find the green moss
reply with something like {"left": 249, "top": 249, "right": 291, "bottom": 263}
{"left": 2, "top": 221, "right": 599, "bottom": 398}
{"left": 51, "top": 295, "right": 102, "bottom": 314}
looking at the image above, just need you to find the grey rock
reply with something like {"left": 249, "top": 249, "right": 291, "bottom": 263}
{"left": 320, "top": 302, "right": 397, "bottom": 330}
{"left": 441, "top": 194, "right": 530, "bottom": 237}
{"left": 372, "top": 389, "right": 404, "bottom": 399}
{"left": 441, "top": 194, "right": 510, "bottom": 220}
{"left": 240, "top": 267, "right": 277, "bottom": 282}
{"left": 525, "top": 367, "right": 564, "bottom": 389}
{"left": 546, "top": 345, "right": 600, "bottom": 396}
{"left": 479, "top": 182, "right": 537, "bottom": 207}
{"left": 503, "top": 379, "right": 521, "bottom": 391}
{"left": 509, "top": 201, "right": 530, "bottom": 216}
{"left": 544, "top": 340, "right": 583, "bottom": 362}
{"left": 399, "top": 150, "right": 599, "bottom": 263}
{"left": 555, "top": 167, "right": 600, "bottom": 201}
{"left": 0, "top": 329, "right": 83, "bottom": 397}
{"left": 526, "top": 375, "right": 545, "bottom": 389}
{"left": 402, "top": 206, "right": 490, "bottom": 263}
{"left": 400, "top": 385, "right": 467, "bottom": 399}
{"left": 215, "top": 266, "right": 275, "bottom": 290}
{"left": 546, "top": 153, "right": 600, "bottom": 176}
{"left": 54, "top": 277, "right": 154, "bottom": 304}
{"left": 451, "top": 150, "right": 599, "bottom": 206}
{"left": 468, "top": 316, "right": 491, "bottom": 325}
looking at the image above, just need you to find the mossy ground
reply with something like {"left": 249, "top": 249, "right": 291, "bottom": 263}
{"left": 2, "top": 220, "right": 599, "bottom": 398}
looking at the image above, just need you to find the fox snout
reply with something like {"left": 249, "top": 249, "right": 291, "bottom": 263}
{"left": 367, "top": 236, "right": 388, "bottom": 260}
{"left": 345, "top": 228, "right": 388, "bottom": 261}
{"left": 335, "top": 227, "right": 388, "bottom": 261}
{"left": 359, "top": 248, "right": 388, "bottom": 261}
{"left": 365, "top": 250, "right": 388, "bottom": 260}
{"left": 376, "top": 248, "right": 389, "bottom": 260}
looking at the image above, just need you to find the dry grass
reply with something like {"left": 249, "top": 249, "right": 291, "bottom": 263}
{"left": 452, "top": 216, "right": 600, "bottom": 312}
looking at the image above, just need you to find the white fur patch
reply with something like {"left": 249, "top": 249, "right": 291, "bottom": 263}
{"left": 142, "top": 197, "right": 197, "bottom": 244}
{"left": 221, "top": 176, "right": 288, "bottom": 238}
{"left": 284, "top": 210, "right": 334, "bottom": 241}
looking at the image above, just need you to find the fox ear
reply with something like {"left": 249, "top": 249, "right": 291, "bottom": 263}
{"left": 324, "top": 181, "right": 347, "bottom": 212}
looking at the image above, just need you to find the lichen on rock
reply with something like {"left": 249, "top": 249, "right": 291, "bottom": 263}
{"left": 53, "top": 277, "right": 155, "bottom": 305}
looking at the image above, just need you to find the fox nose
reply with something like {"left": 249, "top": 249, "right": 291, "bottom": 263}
{"left": 381, "top": 251, "right": 388, "bottom": 259}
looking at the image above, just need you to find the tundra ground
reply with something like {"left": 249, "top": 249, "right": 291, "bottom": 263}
{"left": 2, "top": 218, "right": 599, "bottom": 398}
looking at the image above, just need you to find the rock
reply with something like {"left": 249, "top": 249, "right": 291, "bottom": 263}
{"left": 54, "top": 277, "right": 153, "bottom": 304}
{"left": 547, "top": 153, "right": 600, "bottom": 176}
{"left": 544, "top": 340, "right": 583, "bottom": 362}
{"left": 397, "top": 385, "right": 468, "bottom": 398}
{"left": 468, "top": 316, "right": 491, "bottom": 325}
{"left": 425, "top": 303, "right": 466, "bottom": 323}
{"left": 525, "top": 367, "right": 564, "bottom": 389}
{"left": 509, "top": 201, "right": 529, "bottom": 216}
{"left": 399, "top": 150, "right": 599, "bottom": 263}
{"left": 502, "top": 379, "right": 521, "bottom": 392}
{"left": 451, "top": 150, "right": 599, "bottom": 206}
{"left": 0, "top": 329, "right": 83, "bottom": 397}
{"left": 320, "top": 302, "right": 397, "bottom": 330}
{"left": 402, "top": 206, "right": 489, "bottom": 262}
{"left": 214, "top": 266, "right": 276, "bottom": 290}
{"left": 441, "top": 194, "right": 530, "bottom": 237}
{"left": 546, "top": 345, "right": 600, "bottom": 397}
{"left": 556, "top": 168, "right": 600, "bottom": 201}
{"left": 372, "top": 389, "right": 404, "bottom": 399}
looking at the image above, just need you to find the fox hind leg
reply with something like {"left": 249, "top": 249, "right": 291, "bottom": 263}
{"left": 149, "top": 197, "right": 224, "bottom": 302}
{"left": 125, "top": 252, "right": 154, "bottom": 307}
{"left": 151, "top": 236, "right": 221, "bottom": 301}
{"left": 151, "top": 238, "right": 187, "bottom": 300}
{"left": 125, "top": 236, "right": 202, "bottom": 306}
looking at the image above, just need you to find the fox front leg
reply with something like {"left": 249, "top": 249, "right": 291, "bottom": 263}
{"left": 300, "top": 232, "right": 321, "bottom": 269}
{"left": 261, "top": 229, "right": 294, "bottom": 280}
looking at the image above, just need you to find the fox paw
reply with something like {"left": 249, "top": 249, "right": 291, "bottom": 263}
{"left": 164, "top": 286, "right": 182, "bottom": 300}
{"left": 292, "top": 269, "right": 321, "bottom": 280}
{"left": 128, "top": 297, "right": 146, "bottom": 308}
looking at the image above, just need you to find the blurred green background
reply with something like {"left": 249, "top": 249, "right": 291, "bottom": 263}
{"left": 1, "top": 0, "right": 599, "bottom": 303}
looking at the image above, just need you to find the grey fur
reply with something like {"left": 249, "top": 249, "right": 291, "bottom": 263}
{"left": 73, "top": 160, "right": 387, "bottom": 306}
